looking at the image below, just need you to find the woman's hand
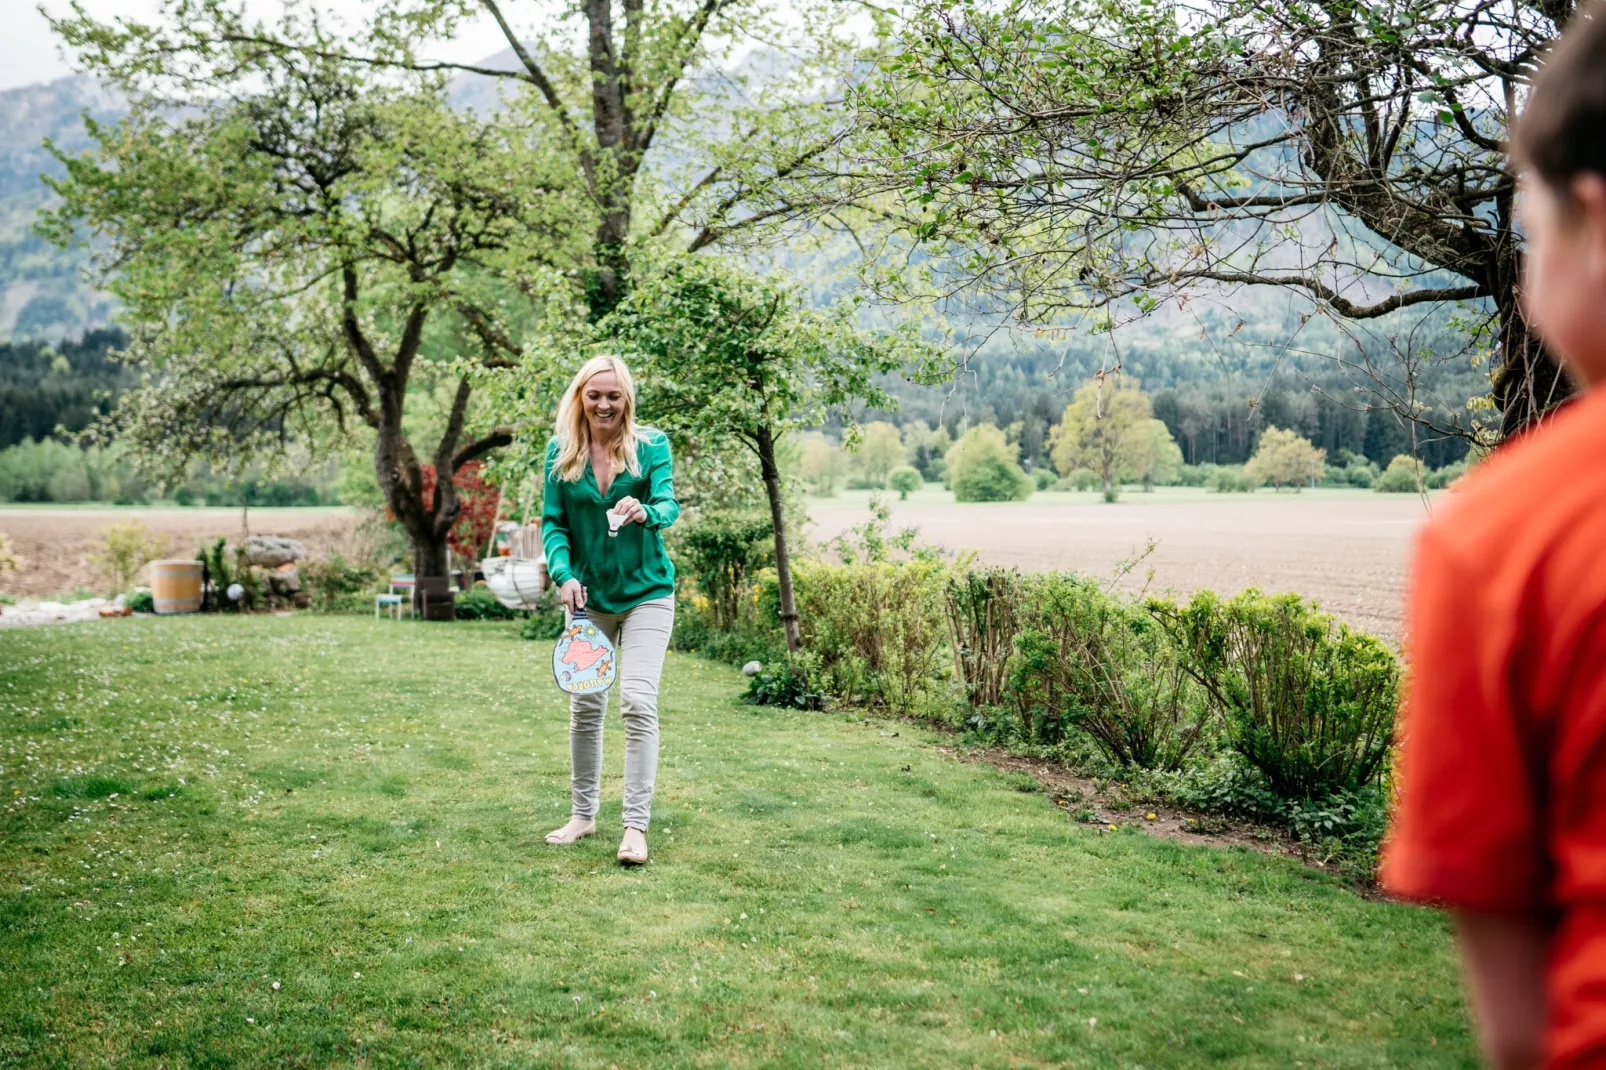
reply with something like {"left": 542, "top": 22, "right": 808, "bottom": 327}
{"left": 612, "top": 496, "right": 649, "bottom": 525}
{"left": 560, "top": 579, "right": 586, "bottom": 612}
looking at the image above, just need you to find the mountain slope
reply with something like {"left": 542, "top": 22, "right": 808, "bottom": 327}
{"left": 0, "top": 75, "right": 122, "bottom": 339}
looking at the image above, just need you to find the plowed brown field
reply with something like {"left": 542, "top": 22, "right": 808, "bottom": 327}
{"left": 807, "top": 488, "right": 1435, "bottom": 640}
{"left": 4, "top": 489, "right": 1432, "bottom": 639}
{"left": 0, "top": 506, "right": 360, "bottom": 599}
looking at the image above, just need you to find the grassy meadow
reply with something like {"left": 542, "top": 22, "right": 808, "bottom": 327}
{"left": 0, "top": 615, "right": 1472, "bottom": 1067}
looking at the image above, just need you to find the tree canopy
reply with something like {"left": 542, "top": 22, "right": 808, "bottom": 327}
{"left": 39, "top": 32, "right": 581, "bottom": 579}
{"left": 1244, "top": 427, "right": 1326, "bottom": 490}
{"left": 1049, "top": 378, "right": 1156, "bottom": 497}
{"left": 852, "top": 0, "right": 1573, "bottom": 439}
{"left": 599, "top": 253, "right": 939, "bottom": 647}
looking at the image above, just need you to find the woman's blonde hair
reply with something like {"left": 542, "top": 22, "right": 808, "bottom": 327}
{"left": 552, "top": 354, "right": 643, "bottom": 483}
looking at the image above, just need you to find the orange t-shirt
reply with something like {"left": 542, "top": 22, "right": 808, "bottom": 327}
{"left": 1382, "top": 387, "right": 1606, "bottom": 1067}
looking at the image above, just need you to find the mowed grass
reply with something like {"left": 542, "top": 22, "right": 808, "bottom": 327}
{"left": 1, "top": 616, "right": 1472, "bottom": 1068}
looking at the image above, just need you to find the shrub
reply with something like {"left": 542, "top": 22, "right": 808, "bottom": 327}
{"left": 1323, "top": 459, "right": 1378, "bottom": 488}
{"left": 301, "top": 552, "right": 382, "bottom": 613}
{"left": 451, "top": 584, "right": 519, "bottom": 621}
{"left": 92, "top": 521, "right": 168, "bottom": 592}
{"left": 520, "top": 606, "right": 566, "bottom": 640}
{"left": 889, "top": 465, "right": 924, "bottom": 499}
{"left": 743, "top": 652, "right": 829, "bottom": 710}
{"left": 1009, "top": 576, "right": 1211, "bottom": 767}
{"left": 1425, "top": 459, "right": 1468, "bottom": 489}
{"left": 1373, "top": 454, "right": 1424, "bottom": 493}
{"left": 197, "top": 537, "right": 243, "bottom": 611}
{"left": 1153, "top": 590, "right": 1398, "bottom": 798}
{"left": 1031, "top": 467, "right": 1057, "bottom": 491}
{"left": 0, "top": 532, "right": 18, "bottom": 573}
{"left": 1069, "top": 468, "right": 1099, "bottom": 492}
{"left": 669, "top": 593, "right": 780, "bottom": 665}
{"left": 944, "top": 567, "right": 1025, "bottom": 709}
{"left": 1207, "top": 466, "right": 1260, "bottom": 493}
{"left": 946, "top": 425, "right": 1032, "bottom": 502}
{"left": 676, "top": 511, "right": 774, "bottom": 629}
{"left": 787, "top": 558, "right": 949, "bottom": 714}
{"left": 127, "top": 589, "right": 155, "bottom": 613}
{"left": 1177, "top": 464, "right": 1209, "bottom": 487}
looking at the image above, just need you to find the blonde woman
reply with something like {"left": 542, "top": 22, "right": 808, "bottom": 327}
{"left": 540, "top": 354, "right": 679, "bottom": 865}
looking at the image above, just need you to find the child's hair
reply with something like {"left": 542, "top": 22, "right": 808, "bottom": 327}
{"left": 1511, "top": 3, "right": 1606, "bottom": 196}
{"left": 551, "top": 354, "right": 643, "bottom": 483}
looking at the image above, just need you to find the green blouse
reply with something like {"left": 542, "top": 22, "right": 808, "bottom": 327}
{"left": 540, "top": 428, "right": 680, "bottom": 614}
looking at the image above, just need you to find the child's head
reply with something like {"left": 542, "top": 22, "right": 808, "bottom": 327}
{"left": 1513, "top": 4, "right": 1606, "bottom": 386}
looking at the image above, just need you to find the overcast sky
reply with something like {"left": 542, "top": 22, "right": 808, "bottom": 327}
{"left": 3, "top": 1, "right": 515, "bottom": 91}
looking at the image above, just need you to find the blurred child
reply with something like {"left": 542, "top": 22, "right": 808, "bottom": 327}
{"left": 1382, "top": 7, "right": 1606, "bottom": 1067}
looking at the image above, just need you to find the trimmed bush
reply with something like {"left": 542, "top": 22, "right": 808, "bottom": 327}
{"left": 1008, "top": 575, "right": 1211, "bottom": 767}
{"left": 669, "top": 594, "right": 781, "bottom": 666}
{"left": 786, "top": 559, "right": 948, "bottom": 714}
{"left": 677, "top": 511, "right": 773, "bottom": 629}
{"left": 944, "top": 567, "right": 1025, "bottom": 709}
{"left": 1153, "top": 590, "right": 1398, "bottom": 798}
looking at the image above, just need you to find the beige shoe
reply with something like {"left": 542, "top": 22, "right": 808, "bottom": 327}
{"left": 617, "top": 827, "right": 648, "bottom": 865}
{"left": 545, "top": 818, "right": 596, "bottom": 845}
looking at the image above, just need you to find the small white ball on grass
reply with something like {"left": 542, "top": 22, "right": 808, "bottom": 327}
{"left": 742, "top": 661, "right": 762, "bottom": 677}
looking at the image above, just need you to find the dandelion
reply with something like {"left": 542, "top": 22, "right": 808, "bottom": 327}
{"left": 271, "top": 981, "right": 280, "bottom": 991}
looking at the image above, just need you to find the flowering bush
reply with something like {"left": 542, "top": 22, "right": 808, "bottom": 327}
{"left": 412, "top": 461, "right": 501, "bottom": 562}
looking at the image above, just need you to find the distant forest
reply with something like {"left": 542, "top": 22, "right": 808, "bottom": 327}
{"left": 4, "top": 308, "right": 1483, "bottom": 476}
{"left": 0, "top": 328, "right": 130, "bottom": 448}
{"left": 864, "top": 303, "right": 1484, "bottom": 471}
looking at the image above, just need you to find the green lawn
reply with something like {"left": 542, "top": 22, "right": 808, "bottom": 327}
{"left": 1, "top": 616, "right": 1473, "bottom": 1067}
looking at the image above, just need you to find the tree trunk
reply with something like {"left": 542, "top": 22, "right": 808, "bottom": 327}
{"left": 755, "top": 424, "right": 802, "bottom": 653}
{"left": 374, "top": 418, "right": 458, "bottom": 614}
{"left": 1492, "top": 256, "right": 1573, "bottom": 438}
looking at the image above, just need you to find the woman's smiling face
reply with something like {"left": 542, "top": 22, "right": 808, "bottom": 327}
{"left": 582, "top": 369, "right": 626, "bottom": 439}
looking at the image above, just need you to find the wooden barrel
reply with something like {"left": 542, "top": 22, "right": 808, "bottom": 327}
{"left": 150, "top": 560, "right": 204, "bottom": 614}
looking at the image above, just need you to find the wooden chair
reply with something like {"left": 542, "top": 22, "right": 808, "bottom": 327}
{"left": 375, "top": 573, "right": 414, "bottom": 621}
